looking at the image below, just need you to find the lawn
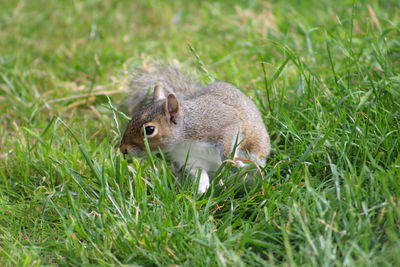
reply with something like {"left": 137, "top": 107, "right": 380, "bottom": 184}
{"left": 1, "top": 0, "right": 400, "bottom": 266}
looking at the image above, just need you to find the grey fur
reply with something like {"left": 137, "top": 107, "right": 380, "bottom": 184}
{"left": 125, "top": 64, "right": 202, "bottom": 116}
{"left": 169, "top": 81, "right": 271, "bottom": 162}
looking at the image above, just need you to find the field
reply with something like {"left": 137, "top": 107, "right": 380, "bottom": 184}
{"left": 1, "top": 0, "right": 400, "bottom": 266}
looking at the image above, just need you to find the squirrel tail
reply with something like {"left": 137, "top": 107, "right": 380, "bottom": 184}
{"left": 124, "top": 63, "right": 202, "bottom": 116}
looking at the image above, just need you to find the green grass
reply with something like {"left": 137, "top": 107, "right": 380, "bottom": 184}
{"left": 1, "top": 0, "right": 400, "bottom": 266}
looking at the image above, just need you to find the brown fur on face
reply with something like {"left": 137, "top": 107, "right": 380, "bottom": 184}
{"left": 120, "top": 99, "right": 177, "bottom": 156}
{"left": 121, "top": 102, "right": 163, "bottom": 154}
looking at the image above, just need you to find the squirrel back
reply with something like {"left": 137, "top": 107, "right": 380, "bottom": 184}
{"left": 178, "top": 81, "right": 270, "bottom": 163}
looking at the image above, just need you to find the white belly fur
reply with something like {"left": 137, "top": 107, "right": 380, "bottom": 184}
{"left": 166, "top": 141, "right": 222, "bottom": 177}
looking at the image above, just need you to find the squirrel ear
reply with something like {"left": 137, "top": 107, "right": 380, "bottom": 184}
{"left": 164, "top": 94, "right": 180, "bottom": 124}
{"left": 153, "top": 82, "right": 165, "bottom": 101}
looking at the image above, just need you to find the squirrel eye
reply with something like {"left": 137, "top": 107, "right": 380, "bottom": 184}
{"left": 144, "top": 125, "right": 156, "bottom": 136}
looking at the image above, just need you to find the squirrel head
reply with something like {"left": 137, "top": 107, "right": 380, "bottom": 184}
{"left": 120, "top": 82, "right": 181, "bottom": 157}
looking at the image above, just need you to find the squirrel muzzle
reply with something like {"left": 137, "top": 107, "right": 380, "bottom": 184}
{"left": 120, "top": 143, "right": 130, "bottom": 155}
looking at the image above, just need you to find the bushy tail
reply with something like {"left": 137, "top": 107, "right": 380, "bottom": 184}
{"left": 124, "top": 63, "right": 202, "bottom": 116}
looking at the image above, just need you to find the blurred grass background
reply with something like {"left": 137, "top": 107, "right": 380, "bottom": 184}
{"left": 1, "top": 0, "right": 400, "bottom": 266}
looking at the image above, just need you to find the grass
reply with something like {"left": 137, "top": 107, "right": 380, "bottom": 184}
{"left": 1, "top": 0, "right": 400, "bottom": 265}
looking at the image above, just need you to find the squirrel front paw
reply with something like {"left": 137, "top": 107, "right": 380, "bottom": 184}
{"left": 192, "top": 168, "right": 210, "bottom": 194}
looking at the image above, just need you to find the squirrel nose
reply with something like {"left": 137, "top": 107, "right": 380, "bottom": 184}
{"left": 120, "top": 143, "right": 129, "bottom": 154}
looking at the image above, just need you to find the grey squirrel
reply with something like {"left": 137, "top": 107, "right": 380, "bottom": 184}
{"left": 120, "top": 64, "right": 271, "bottom": 193}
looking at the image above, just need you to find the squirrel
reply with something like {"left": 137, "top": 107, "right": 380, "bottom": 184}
{"left": 120, "top": 64, "right": 271, "bottom": 193}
